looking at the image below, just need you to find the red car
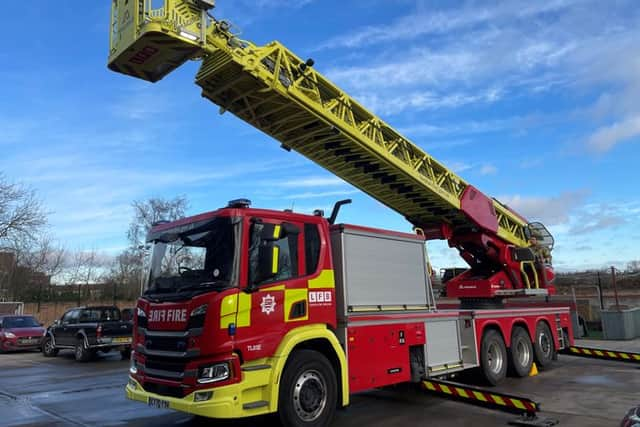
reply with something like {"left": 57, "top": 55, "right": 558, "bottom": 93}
{"left": 0, "top": 315, "right": 46, "bottom": 352}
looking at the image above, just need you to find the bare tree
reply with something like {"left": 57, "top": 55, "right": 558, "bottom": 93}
{"left": 127, "top": 196, "right": 188, "bottom": 249}
{"left": 115, "top": 196, "right": 189, "bottom": 297}
{"left": 65, "top": 249, "right": 102, "bottom": 305}
{"left": 626, "top": 260, "right": 640, "bottom": 273}
{"left": 0, "top": 174, "right": 47, "bottom": 247}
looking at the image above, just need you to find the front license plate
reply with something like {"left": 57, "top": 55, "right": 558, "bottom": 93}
{"left": 113, "top": 337, "right": 132, "bottom": 344}
{"left": 19, "top": 339, "right": 39, "bottom": 345}
{"left": 148, "top": 397, "right": 169, "bottom": 409}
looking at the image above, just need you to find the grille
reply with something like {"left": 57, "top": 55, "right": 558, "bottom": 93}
{"left": 143, "top": 382, "right": 185, "bottom": 398}
{"left": 145, "top": 357, "right": 186, "bottom": 374}
{"left": 144, "top": 336, "right": 188, "bottom": 352}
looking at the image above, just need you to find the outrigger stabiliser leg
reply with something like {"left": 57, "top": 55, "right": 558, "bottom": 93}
{"left": 422, "top": 379, "right": 559, "bottom": 427}
{"left": 561, "top": 345, "right": 640, "bottom": 364}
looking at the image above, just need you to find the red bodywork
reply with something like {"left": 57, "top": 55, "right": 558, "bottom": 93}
{"left": 131, "top": 205, "right": 572, "bottom": 400}
{"left": 131, "top": 207, "right": 337, "bottom": 397}
{"left": 0, "top": 316, "right": 45, "bottom": 352}
{"left": 346, "top": 308, "right": 572, "bottom": 393}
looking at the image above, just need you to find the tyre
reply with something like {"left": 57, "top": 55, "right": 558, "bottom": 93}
{"left": 533, "top": 321, "right": 555, "bottom": 369}
{"left": 278, "top": 350, "right": 337, "bottom": 427}
{"left": 42, "top": 336, "right": 59, "bottom": 357}
{"left": 121, "top": 347, "right": 131, "bottom": 360}
{"left": 480, "top": 329, "right": 508, "bottom": 386}
{"left": 74, "top": 338, "right": 92, "bottom": 362}
{"left": 508, "top": 326, "right": 533, "bottom": 377}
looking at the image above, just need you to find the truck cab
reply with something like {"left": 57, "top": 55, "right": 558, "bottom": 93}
{"left": 129, "top": 199, "right": 344, "bottom": 418}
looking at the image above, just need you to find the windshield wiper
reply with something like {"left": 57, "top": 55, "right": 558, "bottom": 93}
{"left": 176, "top": 281, "right": 228, "bottom": 293}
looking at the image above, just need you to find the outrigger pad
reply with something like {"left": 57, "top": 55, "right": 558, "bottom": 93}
{"left": 508, "top": 414, "right": 559, "bottom": 427}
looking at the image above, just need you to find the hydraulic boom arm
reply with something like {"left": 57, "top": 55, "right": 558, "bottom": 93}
{"left": 108, "top": 0, "right": 555, "bottom": 300}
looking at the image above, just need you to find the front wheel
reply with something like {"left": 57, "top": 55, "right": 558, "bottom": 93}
{"left": 121, "top": 347, "right": 131, "bottom": 360}
{"left": 278, "top": 350, "right": 337, "bottom": 427}
{"left": 42, "top": 336, "right": 58, "bottom": 357}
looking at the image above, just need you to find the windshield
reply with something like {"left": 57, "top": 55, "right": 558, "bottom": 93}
{"left": 2, "top": 316, "right": 40, "bottom": 328}
{"left": 144, "top": 217, "right": 240, "bottom": 298}
{"left": 80, "top": 308, "right": 121, "bottom": 322}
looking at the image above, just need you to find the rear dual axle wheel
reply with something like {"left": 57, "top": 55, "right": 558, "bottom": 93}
{"left": 480, "top": 323, "right": 555, "bottom": 385}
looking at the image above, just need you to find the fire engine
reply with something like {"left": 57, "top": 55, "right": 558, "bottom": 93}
{"left": 108, "top": 1, "right": 572, "bottom": 425}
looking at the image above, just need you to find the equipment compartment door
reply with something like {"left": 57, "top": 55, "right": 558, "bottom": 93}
{"left": 424, "top": 319, "right": 463, "bottom": 374}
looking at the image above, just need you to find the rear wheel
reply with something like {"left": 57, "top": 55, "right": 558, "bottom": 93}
{"left": 533, "top": 322, "right": 555, "bottom": 369}
{"left": 278, "top": 350, "right": 337, "bottom": 427}
{"left": 508, "top": 326, "right": 533, "bottom": 377}
{"left": 42, "top": 336, "right": 58, "bottom": 357}
{"left": 74, "top": 338, "right": 92, "bottom": 362}
{"left": 480, "top": 329, "right": 507, "bottom": 386}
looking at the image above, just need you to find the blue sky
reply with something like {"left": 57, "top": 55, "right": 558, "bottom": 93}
{"left": 1, "top": 0, "right": 639, "bottom": 272}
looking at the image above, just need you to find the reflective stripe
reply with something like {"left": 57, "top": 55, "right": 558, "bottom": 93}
{"left": 284, "top": 289, "right": 308, "bottom": 322}
{"left": 491, "top": 395, "right": 506, "bottom": 406}
{"left": 455, "top": 387, "right": 469, "bottom": 398}
{"left": 219, "top": 292, "right": 252, "bottom": 329}
{"left": 308, "top": 269, "right": 335, "bottom": 289}
{"left": 473, "top": 391, "right": 487, "bottom": 402}
{"left": 272, "top": 246, "right": 279, "bottom": 274}
{"left": 511, "top": 399, "right": 526, "bottom": 410}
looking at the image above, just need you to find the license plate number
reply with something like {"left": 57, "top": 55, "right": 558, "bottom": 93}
{"left": 148, "top": 397, "right": 169, "bottom": 409}
{"left": 113, "top": 337, "right": 132, "bottom": 344}
{"left": 20, "top": 339, "right": 39, "bottom": 345}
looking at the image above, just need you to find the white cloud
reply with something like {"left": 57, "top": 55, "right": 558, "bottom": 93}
{"left": 480, "top": 164, "right": 497, "bottom": 175}
{"left": 263, "top": 176, "right": 346, "bottom": 188}
{"left": 270, "top": 189, "right": 358, "bottom": 200}
{"left": 585, "top": 115, "right": 640, "bottom": 152}
{"left": 316, "top": 0, "right": 640, "bottom": 120}
{"left": 317, "top": 0, "right": 581, "bottom": 50}
{"left": 498, "top": 190, "right": 589, "bottom": 225}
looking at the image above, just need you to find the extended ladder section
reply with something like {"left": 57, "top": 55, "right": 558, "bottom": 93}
{"left": 108, "top": 0, "right": 553, "bottom": 298}
{"left": 108, "top": 0, "right": 528, "bottom": 246}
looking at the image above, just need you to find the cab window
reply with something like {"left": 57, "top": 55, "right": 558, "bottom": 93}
{"left": 248, "top": 220, "right": 299, "bottom": 285}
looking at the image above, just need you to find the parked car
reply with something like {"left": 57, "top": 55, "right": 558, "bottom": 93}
{"left": 0, "top": 315, "right": 46, "bottom": 352}
{"left": 622, "top": 405, "right": 640, "bottom": 427}
{"left": 42, "top": 306, "right": 133, "bottom": 362}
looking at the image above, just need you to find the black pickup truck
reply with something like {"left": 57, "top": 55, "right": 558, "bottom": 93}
{"left": 42, "top": 306, "right": 133, "bottom": 362}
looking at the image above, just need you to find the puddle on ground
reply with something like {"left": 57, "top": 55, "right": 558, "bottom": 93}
{"left": 574, "top": 375, "right": 618, "bottom": 386}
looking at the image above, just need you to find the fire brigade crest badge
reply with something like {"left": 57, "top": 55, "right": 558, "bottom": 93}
{"left": 260, "top": 294, "right": 276, "bottom": 315}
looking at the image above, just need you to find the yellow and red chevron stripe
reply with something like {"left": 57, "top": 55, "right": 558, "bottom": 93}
{"left": 422, "top": 380, "right": 539, "bottom": 414}
{"left": 567, "top": 346, "right": 640, "bottom": 363}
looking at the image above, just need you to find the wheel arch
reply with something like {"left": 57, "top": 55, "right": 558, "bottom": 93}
{"left": 270, "top": 324, "right": 349, "bottom": 411}
{"left": 480, "top": 321, "right": 507, "bottom": 346}
{"left": 75, "top": 329, "right": 89, "bottom": 347}
{"left": 535, "top": 317, "right": 557, "bottom": 350}
{"left": 510, "top": 319, "right": 532, "bottom": 346}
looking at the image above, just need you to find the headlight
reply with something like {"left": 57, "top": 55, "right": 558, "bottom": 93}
{"left": 129, "top": 351, "right": 138, "bottom": 375}
{"left": 136, "top": 307, "right": 146, "bottom": 318}
{"left": 190, "top": 304, "right": 208, "bottom": 317}
{"left": 4, "top": 332, "right": 16, "bottom": 339}
{"left": 197, "top": 362, "right": 230, "bottom": 384}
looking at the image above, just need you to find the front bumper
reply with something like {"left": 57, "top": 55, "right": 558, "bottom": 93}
{"left": 1, "top": 338, "right": 42, "bottom": 351}
{"left": 126, "top": 366, "right": 273, "bottom": 419}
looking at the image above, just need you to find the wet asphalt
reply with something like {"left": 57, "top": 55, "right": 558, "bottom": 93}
{"left": 0, "top": 340, "right": 637, "bottom": 427}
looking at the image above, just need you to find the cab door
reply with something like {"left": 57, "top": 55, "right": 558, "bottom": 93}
{"left": 55, "top": 310, "right": 76, "bottom": 346}
{"left": 234, "top": 217, "right": 307, "bottom": 362}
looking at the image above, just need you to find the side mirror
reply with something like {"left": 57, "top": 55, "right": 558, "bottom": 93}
{"left": 54, "top": 319, "right": 61, "bottom": 326}
{"left": 256, "top": 242, "right": 279, "bottom": 284}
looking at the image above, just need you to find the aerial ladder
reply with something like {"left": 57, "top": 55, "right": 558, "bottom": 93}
{"left": 108, "top": 0, "right": 555, "bottom": 304}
